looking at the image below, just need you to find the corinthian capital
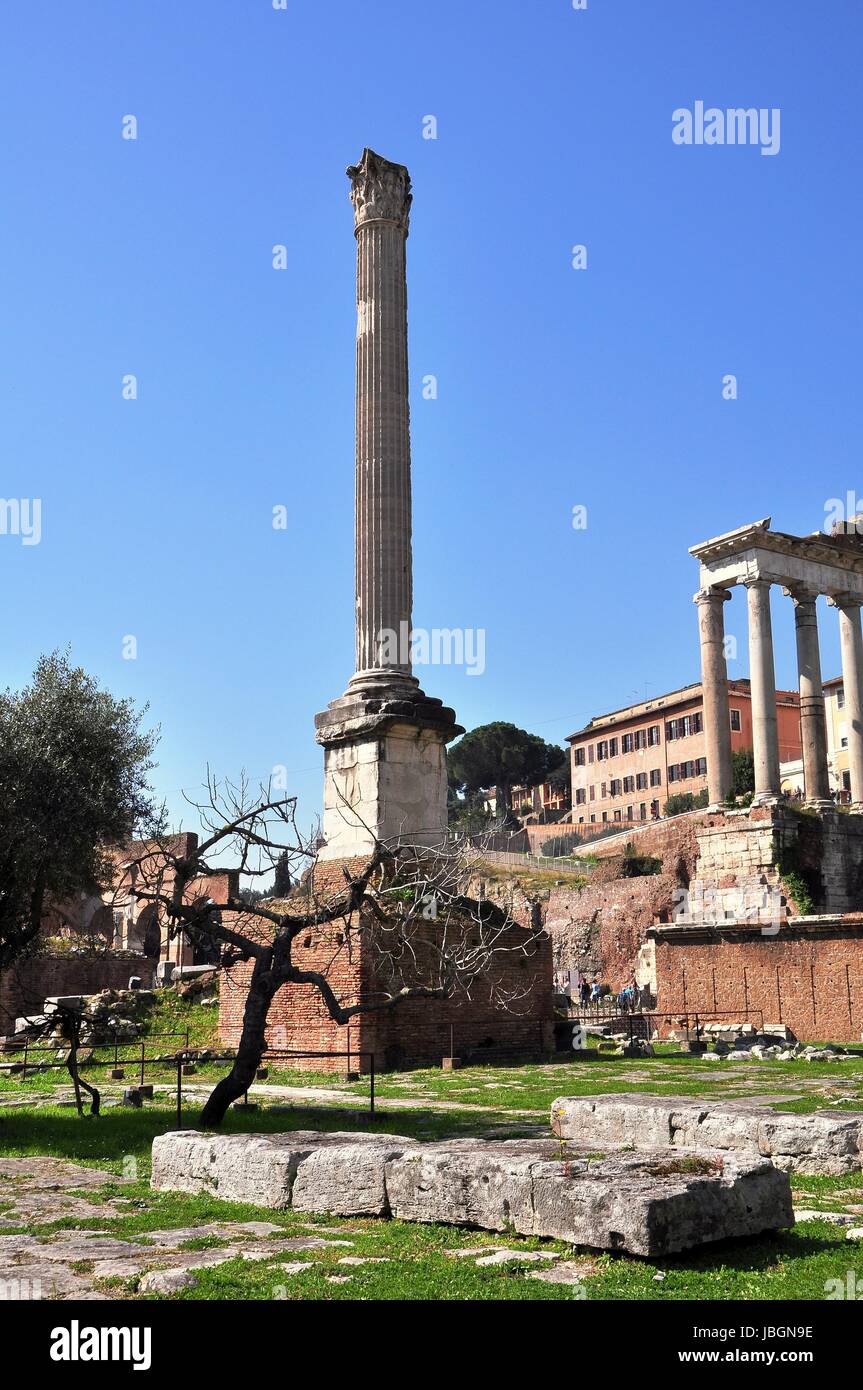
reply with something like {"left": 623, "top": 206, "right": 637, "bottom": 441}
{"left": 347, "top": 148, "right": 412, "bottom": 233}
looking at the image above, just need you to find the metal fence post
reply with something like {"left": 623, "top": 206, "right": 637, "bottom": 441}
{"left": 369, "top": 1053, "right": 375, "bottom": 1119}
{"left": 176, "top": 1056, "right": 183, "bottom": 1130}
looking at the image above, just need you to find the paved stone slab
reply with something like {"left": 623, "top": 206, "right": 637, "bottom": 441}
{"left": 552, "top": 1094, "right": 863, "bottom": 1174}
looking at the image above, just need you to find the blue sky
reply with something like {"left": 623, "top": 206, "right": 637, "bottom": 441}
{"left": 1, "top": 0, "right": 861, "bottom": 840}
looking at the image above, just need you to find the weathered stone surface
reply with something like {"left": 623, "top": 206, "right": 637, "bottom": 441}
{"left": 150, "top": 1129, "right": 405, "bottom": 1207}
{"left": 151, "top": 1129, "right": 792, "bottom": 1257}
{"left": 552, "top": 1094, "right": 863, "bottom": 1174}
{"left": 139, "top": 1268, "right": 198, "bottom": 1294}
{"left": 292, "top": 1139, "right": 407, "bottom": 1216}
{"left": 385, "top": 1139, "right": 540, "bottom": 1232}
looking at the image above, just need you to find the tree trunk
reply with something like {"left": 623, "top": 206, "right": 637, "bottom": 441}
{"left": 199, "top": 953, "right": 277, "bottom": 1127}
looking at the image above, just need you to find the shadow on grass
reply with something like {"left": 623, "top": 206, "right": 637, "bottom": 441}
{"left": 0, "top": 1100, "right": 542, "bottom": 1170}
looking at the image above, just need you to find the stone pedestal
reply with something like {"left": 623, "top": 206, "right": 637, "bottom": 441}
{"left": 318, "top": 720, "right": 451, "bottom": 861}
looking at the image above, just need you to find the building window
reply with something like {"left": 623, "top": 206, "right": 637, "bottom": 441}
{"left": 697, "top": 757, "right": 707, "bottom": 776}
{"left": 634, "top": 728, "right": 647, "bottom": 750}
{"left": 730, "top": 709, "right": 741, "bottom": 731}
{"left": 597, "top": 740, "right": 608, "bottom": 761}
{"left": 639, "top": 803, "right": 647, "bottom": 819}
{"left": 666, "top": 719, "right": 677, "bottom": 740}
{"left": 589, "top": 785, "right": 595, "bottom": 801}
{"left": 601, "top": 782, "right": 607, "bottom": 798}
{"left": 613, "top": 809, "right": 621, "bottom": 822}
{"left": 609, "top": 737, "right": 618, "bottom": 757}
{"left": 837, "top": 687, "right": 845, "bottom": 709}
{"left": 575, "top": 788, "right": 586, "bottom": 805}
{"left": 602, "top": 812, "right": 608, "bottom": 822}
{"left": 650, "top": 768, "right": 662, "bottom": 787}
{"left": 622, "top": 733, "right": 634, "bottom": 754}
{"left": 610, "top": 779, "right": 622, "bottom": 796}
{"left": 668, "top": 764, "right": 678, "bottom": 783}
{"left": 623, "top": 775, "right": 635, "bottom": 793}
{"left": 588, "top": 744, "right": 595, "bottom": 763}
{"left": 574, "top": 747, "right": 586, "bottom": 767}
{"left": 626, "top": 805, "right": 633, "bottom": 820}
{"left": 636, "top": 772, "right": 648, "bottom": 790}
{"left": 647, "top": 724, "right": 660, "bottom": 746}
{"left": 693, "top": 712, "right": 703, "bottom": 734}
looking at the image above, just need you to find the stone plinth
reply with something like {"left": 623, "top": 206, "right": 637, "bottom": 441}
{"left": 318, "top": 719, "right": 451, "bottom": 859}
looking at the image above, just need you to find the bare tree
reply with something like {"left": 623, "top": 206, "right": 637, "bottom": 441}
{"left": 130, "top": 774, "right": 546, "bottom": 1126}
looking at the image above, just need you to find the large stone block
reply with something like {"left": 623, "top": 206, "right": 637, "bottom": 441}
{"left": 150, "top": 1130, "right": 407, "bottom": 1208}
{"left": 151, "top": 1130, "right": 792, "bottom": 1256}
{"left": 552, "top": 1094, "right": 863, "bottom": 1174}
{"left": 526, "top": 1151, "right": 791, "bottom": 1256}
{"left": 385, "top": 1139, "right": 544, "bottom": 1232}
{"left": 292, "top": 1138, "right": 409, "bottom": 1217}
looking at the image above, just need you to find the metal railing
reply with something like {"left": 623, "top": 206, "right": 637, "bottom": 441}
{"left": 7, "top": 1029, "right": 190, "bottom": 1084}
{"left": 173, "top": 1049, "right": 376, "bottom": 1128}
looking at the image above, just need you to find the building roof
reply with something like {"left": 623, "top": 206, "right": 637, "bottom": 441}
{"left": 567, "top": 677, "right": 799, "bottom": 743}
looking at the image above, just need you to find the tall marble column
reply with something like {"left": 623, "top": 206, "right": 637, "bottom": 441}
{"left": 745, "top": 578, "right": 781, "bottom": 803}
{"left": 694, "top": 586, "right": 733, "bottom": 806}
{"left": 347, "top": 148, "right": 416, "bottom": 696}
{"left": 788, "top": 587, "right": 831, "bottom": 807}
{"left": 832, "top": 594, "right": 863, "bottom": 808}
{"left": 314, "top": 150, "right": 462, "bottom": 860}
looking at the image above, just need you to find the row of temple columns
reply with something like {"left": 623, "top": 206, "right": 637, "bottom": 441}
{"left": 695, "top": 581, "right": 863, "bottom": 810}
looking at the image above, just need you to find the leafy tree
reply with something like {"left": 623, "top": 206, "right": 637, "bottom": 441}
{"left": 663, "top": 789, "right": 709, "bottom": 817}
{"left": 732, "top": 747, "right": 755, "bottom": 797}
{"left": 272, "top": 848, "right": 293, "bottom": 898}
{"left": 447, "top": 722, "right": 566, "bottom": 815}
{"left": 0, "top": 652, "right": 156, "bottom": 970}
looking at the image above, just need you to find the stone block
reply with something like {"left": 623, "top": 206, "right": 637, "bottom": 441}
{"left": 151, "top": 1129, "right": 793, "bottom": 1256}
{"left": 385, "top": 1140, "right": 541, "bottom": 1232}
{"left": 551, "top": 1094, "right": 863, "bottom": 1174}
{"left": 292, "top": 1138, "right": 408, "bottom": 1216}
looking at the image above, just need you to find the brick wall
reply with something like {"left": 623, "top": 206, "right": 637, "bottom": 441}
{"left": 652, "top": 922, "right": 863, "bottom": 1042}
{"left": 219, "top": 856, "right": 554, "bottom": 1072}
{"left": 0, "top": 952, "right": 149, "bottom": 1030}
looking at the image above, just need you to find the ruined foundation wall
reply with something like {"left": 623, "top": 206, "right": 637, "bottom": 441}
{"left": 653, "top": 926, "right": 863, "bottom": 1042}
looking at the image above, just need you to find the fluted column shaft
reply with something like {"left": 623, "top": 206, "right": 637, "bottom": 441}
{"left": 790, "top": 589, "right": 831, "bottom": 805}
{"left": 746, "top": 578, "right": 781, "bottom": 802}
{"left": 347, "top": 150, "right": 415, "bottom": 690}
{"left": 695, "top": 587, "right": 733, "bottom": 806}
{"left": 835, "top": 596, "right": 863, "bottom": 807}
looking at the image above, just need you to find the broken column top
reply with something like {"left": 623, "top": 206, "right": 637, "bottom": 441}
{"left": 346, "top": 148, "right": 412, "bottom": 234}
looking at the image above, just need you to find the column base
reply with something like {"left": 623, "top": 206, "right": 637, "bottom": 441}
{"left": 752, "top": 793, "right": 781, "bottom": 807}
{"left": 804, "top": 798, "right": 834, "bottom": 812}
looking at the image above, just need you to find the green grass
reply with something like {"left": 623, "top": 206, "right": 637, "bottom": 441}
{"left": 1, "top": 1100, "right": 860, "bottom": 1301}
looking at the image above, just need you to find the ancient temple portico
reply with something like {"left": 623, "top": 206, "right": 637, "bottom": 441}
{"left": 691, "top": 516, "right": 863, "bottom": 810}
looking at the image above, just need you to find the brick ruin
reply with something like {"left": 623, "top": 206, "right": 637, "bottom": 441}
{"left": 218, "top": 857, "right": 553, "bottom": 1073}
{"left": 476, "top": 804, "right": 863, "bottom": 1042}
